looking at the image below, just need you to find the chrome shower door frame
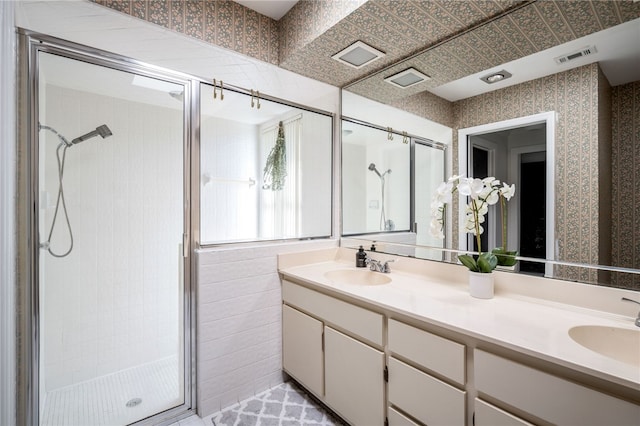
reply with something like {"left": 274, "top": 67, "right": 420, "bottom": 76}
{"left": 20, "top": 30, "right": 198, "bottom": 426}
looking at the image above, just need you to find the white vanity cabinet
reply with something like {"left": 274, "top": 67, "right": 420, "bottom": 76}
{"left": 280, "top": 270, "right": 640, "bottom": 426}
{"left": 282, "top": 280, "right": 386, "bottom": 425}
{"left": 387, "top": 319, "right": 467, "bottom": 426}
{"left": 474, "top": 349, "right": 640, "bottom": 426}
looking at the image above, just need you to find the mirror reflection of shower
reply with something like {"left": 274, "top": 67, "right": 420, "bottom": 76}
{"left": 39, "top": 123, "right": 113, "bottom": 257}
{"left": 368, "top": 163, "right": 394, "bottom": 231}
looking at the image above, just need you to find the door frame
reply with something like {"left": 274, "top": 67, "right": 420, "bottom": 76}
{"left": 467, "top": 139, "right": 498, "bottom": 252}
{"left": 458, "top": 111, "right": 555, "bottom": 276}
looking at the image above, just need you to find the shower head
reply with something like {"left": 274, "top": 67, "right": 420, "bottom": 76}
{"left": 368, "top": 163, "right": 382, "bottom": 177}
{"left": 70, "top": 125, "right": 113, "bottom": 145}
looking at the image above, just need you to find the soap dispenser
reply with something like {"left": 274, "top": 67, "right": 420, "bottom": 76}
{"left": 356, "top": 246, "right": 367, "bottom": 268}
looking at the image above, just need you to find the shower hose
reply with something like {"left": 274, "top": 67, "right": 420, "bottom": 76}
{"left": 39, "top": 124, "right": 74, "bottom": 258}
{"left": 380, "top": 176, "right": 387, "bottom": 231}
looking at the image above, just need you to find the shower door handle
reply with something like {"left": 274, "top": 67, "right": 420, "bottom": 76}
{"left": 182, "top": 233, "right": 189, "bottom": 258}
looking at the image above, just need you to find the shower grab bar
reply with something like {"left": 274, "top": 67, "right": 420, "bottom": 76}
{"left": 201, "top": 173, "right": 256, "bottom": 186}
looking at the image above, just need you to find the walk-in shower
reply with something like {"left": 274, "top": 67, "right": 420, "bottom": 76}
{"left": 38, "top": 124, "right": 112, "bottom": 258}
{"left": 368, "top": 163, "right": 393, "bottom": 231}
{"left": 28, "top": 41, "right": 192, "bottom": 426}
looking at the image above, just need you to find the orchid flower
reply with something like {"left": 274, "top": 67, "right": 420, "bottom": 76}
{"left": 430, "top": 175, "right": 516, "bottom": 272}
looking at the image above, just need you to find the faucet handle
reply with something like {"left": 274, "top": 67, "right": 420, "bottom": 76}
{"left": 621, "top": 297, "right": 640, "bottom": 327}
{"left": 382, "top": 259, "right": 395, "bottom": 273}
{"left": 366, "top": 257, "right": 379, "bottom": 271}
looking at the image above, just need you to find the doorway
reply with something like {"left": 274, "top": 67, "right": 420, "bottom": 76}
{"left": 519, "top": 154, "right": 546, "bottom": 273}
{"left": 459, "top": 112, "right": 556, "bottom": 276}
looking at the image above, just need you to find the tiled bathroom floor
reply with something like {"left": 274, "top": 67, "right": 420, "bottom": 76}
{"left": 208, "top": 381, "right": 346, "bottom": 426}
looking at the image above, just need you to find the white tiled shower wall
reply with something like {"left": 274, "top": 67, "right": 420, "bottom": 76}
{"left": 40, "top": 84, "right": 183, "bottom": 391}
{"left": 196, "top": 239, "right": 338, "bottom": 417}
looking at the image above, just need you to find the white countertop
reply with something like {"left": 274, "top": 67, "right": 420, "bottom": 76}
{"left": 278, "top": 248, "right": 640, "bottom": 392}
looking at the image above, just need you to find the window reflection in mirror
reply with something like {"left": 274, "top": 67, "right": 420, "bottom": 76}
{"left": 200, "top": 83, "right": 333, "bottom": 244}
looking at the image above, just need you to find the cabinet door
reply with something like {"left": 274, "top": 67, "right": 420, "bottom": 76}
{"left": 282, "top": 305, "right": 324, "bottom": 397}
{"left": 324, "top": 326, "right": 385, "bottom": 426}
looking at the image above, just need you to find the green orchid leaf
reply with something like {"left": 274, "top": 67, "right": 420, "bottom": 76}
{"left": 477, "top": 253, "right": 498, "bottom": 273}
{"left": 458, "top": 255, "right": 479, "bottom": 272}
{"left": 492, "top": 248, "right": 518, "bottom": 266}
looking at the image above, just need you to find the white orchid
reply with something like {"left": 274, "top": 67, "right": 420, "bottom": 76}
{"left": 500, "top": 183, "right": 516, "bottom": 200}
{"left": 429, "top": 175, "right": 517, "bottom": 272}
{"left": 434, "top": 181, "right": 453, "bottom": 204}
{"left": 457, "top": 177, "right": 484, "bottom": 199}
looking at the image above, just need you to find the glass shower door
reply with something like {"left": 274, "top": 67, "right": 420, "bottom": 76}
{"left": 37, "top": 51, "right": 187, "bottom": 425}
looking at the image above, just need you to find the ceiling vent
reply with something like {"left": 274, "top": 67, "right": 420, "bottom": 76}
{"left": 384, "top": 68, "right": 430, "bottom": 89}
{"left": 554, "top": 46, "right": 597, "bottom": 65}
{"left": 332, "top": 41, "right": 385, "bottom": 69}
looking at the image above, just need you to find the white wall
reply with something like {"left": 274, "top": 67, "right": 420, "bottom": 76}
{"left": 40, "top": 85, "right": 183, "bottom": 390}
{"left": 196, "top": 239, "right": 338, "bottom": 416}
{"left": 0, "top": 1, "right": 16, "bottom": 424}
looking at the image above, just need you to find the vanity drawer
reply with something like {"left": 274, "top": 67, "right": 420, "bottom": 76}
{"left": 474, "top": 398, "right": 533, "bottom": 426}
{"left": 388, "top": 407, "right": 421, "bottom": 426}
{"left": 388, "top": 319, "right": 465, "bottom": 385}
{"left": 282, "top": 280, "right": 383, "bottom": 346}
{"left": 388, "top": 357, "right": 466, "bottom": 426}
{"left": 474, "top": 349, "right": 640, "bottom": 425}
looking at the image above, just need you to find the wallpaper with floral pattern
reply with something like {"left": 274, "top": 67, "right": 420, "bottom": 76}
{"left": 93, "top": 0, "right": 280, "bottom": 64}
{"left": 612, "top": 81, "right": 640, "bottom": 289}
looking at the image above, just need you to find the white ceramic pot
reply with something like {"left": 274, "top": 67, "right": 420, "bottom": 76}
{"left": 468, "top": 271, "right": 494, "bottom": 299}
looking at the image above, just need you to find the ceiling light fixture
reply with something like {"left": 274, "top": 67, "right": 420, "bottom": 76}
{"left": 331, "top": 41, "right": 385, "bottom": 69}
{"left": 384, "top": 68, "right": 430, "bottom": 89}
{"left": 480, "top": 70, "right": 512, "bottom": 84}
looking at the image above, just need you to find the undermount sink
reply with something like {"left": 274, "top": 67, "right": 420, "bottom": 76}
{"left": 324, "top": 269, "right": 392, "bottom": 286}
{"left": 568, "top": 325, "right": 640, "bottom": 367}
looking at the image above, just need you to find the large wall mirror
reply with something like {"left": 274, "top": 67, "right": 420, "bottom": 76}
{"left": 339, "top": 2, "right": 640, "bottom": 290}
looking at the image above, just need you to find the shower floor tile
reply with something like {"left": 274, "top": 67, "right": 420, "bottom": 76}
{"left": 41, "top": 356, "right": 182, "bottom": 426}
{"left": 209, "top": 381, "right": 346, "bottom": 426}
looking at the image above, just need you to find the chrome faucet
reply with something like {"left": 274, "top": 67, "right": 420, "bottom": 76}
{"left": 366, "top": 258, "right": 394, "bottom": 273}
{"left": 621, "top": 297, "right": 640, "bottom": 327}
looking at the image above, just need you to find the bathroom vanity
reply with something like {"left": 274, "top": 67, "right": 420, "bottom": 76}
{"left": 278, "top": 248, "right": 640, "bottom": 426}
